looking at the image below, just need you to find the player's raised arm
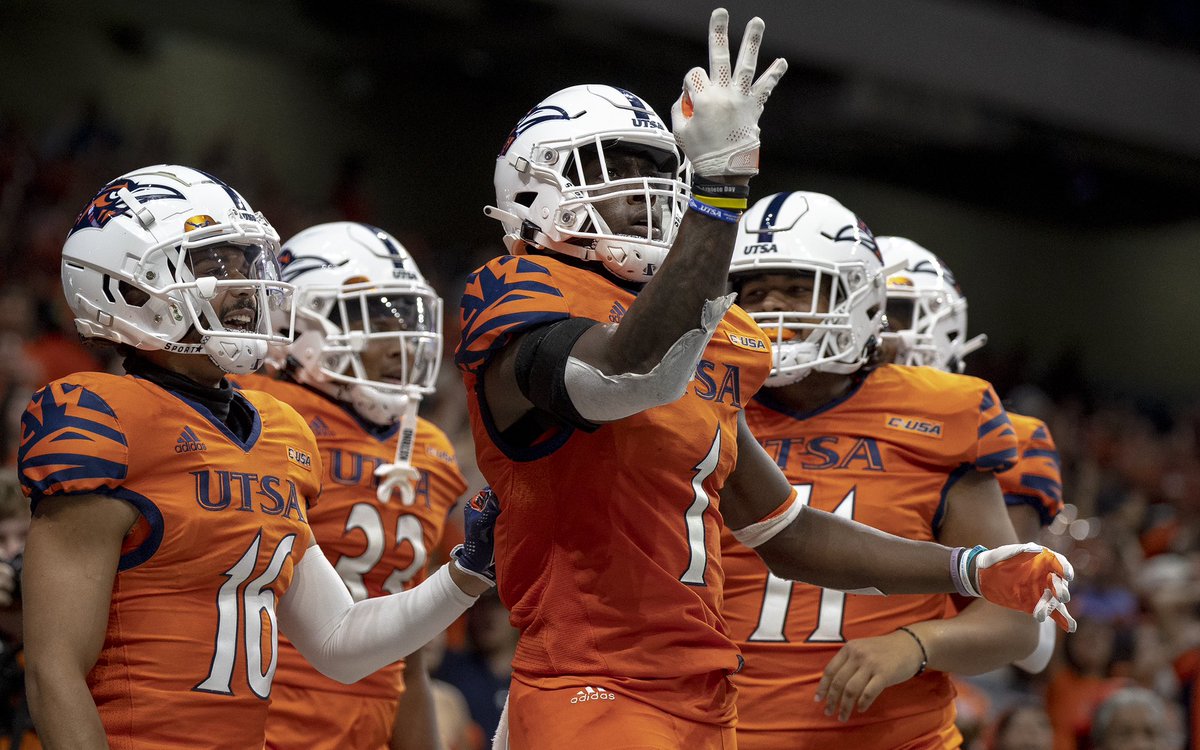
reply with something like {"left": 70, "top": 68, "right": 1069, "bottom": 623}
{"left": 721, "top": 411, "right": 1077, "bottom": 631}
{"left": 587, "top": 8, "right": 787, "bottom": 375}
{"left": 481, "top": 8, "right": 786, "bottom": 431}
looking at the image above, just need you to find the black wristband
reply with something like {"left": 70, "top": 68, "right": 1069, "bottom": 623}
{"left": 691, "top": 175, "right": 750, "bottom": 201}
{"left": 897, "top": 626, "right": 928, "bottom": 677}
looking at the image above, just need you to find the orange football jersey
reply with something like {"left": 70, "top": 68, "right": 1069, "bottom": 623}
{"left": 18, "top": 372, "right": 320, "bottom": 750}
{"left": 456, "top": 254, "right": 772, "bottom": 726}
{"left": 998, "top": 412, "right": 1062, "bottom": 526}
{"left": 232, "top": 374, "right": 467, "bottom": 702}
{"left": 721, "top": 364, "right": 1018, "bottom": 748}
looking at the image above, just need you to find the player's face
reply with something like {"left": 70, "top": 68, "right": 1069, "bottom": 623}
{"left": 737, "top": 272, "right": 831, "bottom": 317}
{"left": 878, "top": 296, "right": 914, "bottom": 362}
{"left": 348, "top": 295, "right": 424, "bottom": 385}
{"left": 885, "top": 298, "right": 914, "bottom": 332}
{"left": 187, "top": 243, "right": 260, "bottom": 335}
{"left": 581, "top": 151, "right": 667, "bottom": 240}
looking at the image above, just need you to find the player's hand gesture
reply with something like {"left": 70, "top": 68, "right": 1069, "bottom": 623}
{"left": 671, "top": 8, "right": 788, "bottom": 177}
{"left": 814, "top": 630, "right": 926, "bottom": 722}
{"left": 451, "top": 487, "right": 501, "bottom": 587}
{"left": 966, "top": 543, "right": 1076, "bottom": 632}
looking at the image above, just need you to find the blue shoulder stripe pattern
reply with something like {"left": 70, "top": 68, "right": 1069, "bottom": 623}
{"left": 976, "top": 447, "right": 1018, "bottom": 471}
{"left": 19, "top": 384, "right": 128, "bottom": 497}
{"left": 1020, "top": 474, "right": 1062, "bottom": 502}
{"left": 978, "top": 412, "right": 1011, "bottom": 440}
{"left": 1023, "top": 447, "right": 1061, "bottom": 467}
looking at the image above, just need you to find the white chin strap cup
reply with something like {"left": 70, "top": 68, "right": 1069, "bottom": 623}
{"left": 204, "top": 334, "right": 268, "bottom": 375}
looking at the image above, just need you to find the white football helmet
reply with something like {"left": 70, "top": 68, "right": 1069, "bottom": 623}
{"left": 877, "top": 236, "right": 986, "bottom": 373}
{"left": 729, "top": 192, "right": 888, "bottom": 386}
{"left": 61, "top": 164, "right": 292, "bottom": 374}
{"left": 487, "top": 84, "right": 688, "bottom": 284}
{"left": 276, "top": 222, "right": 441, "bottom": 425}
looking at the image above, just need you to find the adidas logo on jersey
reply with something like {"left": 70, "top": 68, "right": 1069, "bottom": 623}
{"left": 175, "top": 426, "right": 207, "bottom": 453}
{"left": 569, "top": 686, "right": 616, "bottom": 704}
{"left": 309, "top": 416, "right": 334, "bottom": 438}
{"left": 608, "top": 301, "right": 627, "bottom": 324}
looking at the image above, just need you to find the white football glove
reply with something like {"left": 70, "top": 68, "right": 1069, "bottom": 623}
{"left": 671, "top": 8, "right": 788, "bottom": 177}
{"left": 965, "top": 542, "right": 1077, "bottom": 633}
{"left": 374, "top": 463, "right": 420, "bottom": 505}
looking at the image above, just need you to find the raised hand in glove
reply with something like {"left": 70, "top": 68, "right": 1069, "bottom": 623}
{"left": 451, "top": 487, "right": 501, "bottom": 587}
{"left": 961, "top": 543, "right": 1076, "bottom": 632}
{"left": 671, "top": 8, "right": 788, "bottom": 177}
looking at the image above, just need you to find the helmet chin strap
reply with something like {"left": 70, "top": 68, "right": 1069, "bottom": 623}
{"left": 204, "top": 335, "right": 268, "bottom": 375}
{"left": 346, "top": 383, "right": 410, "bottom": 425}
{"left": 152, "top": 337, "right": 267, "bottom": 375}
{"left": 764, "top": 341, "right": 818, "bottom": 387}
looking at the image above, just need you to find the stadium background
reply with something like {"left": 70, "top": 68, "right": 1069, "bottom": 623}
{"left": 1, "top": 1, "right": 1198, "bottom": 748}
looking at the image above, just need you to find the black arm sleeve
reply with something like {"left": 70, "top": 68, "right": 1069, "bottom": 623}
{"left": 514, "top": 317, "right": 602, "bottom": 432}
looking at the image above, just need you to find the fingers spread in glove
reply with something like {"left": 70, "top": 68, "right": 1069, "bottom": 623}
{"left": 707, "top": 8, "right": 731, "bottom": 84}
{"left": 750, "top": 58, "right": 788, "bottom": 106}
{"left": 1051, "top": 603, "right": 1077, "bottom": 633}
{"left": 1049, "top": 572, "right": 1070, "bottom": 603}
{"left": 1053, "top": 550, "right": 1075, "bottom": 581}
{"left": 732, "top": 16, "right": 765, "bottom": 94}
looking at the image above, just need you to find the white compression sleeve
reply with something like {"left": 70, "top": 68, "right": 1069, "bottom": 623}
{"left": 563, "top": 294, "right": 734, "bottom": 422}
{"left": 277, "top": 545, "right": 477, "bottom": 684}
{"left": 1012, "top": 614, "right": 1057, "bottom": 674}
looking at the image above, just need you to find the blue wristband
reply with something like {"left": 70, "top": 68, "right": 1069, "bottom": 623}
{"left": 688, "top": 197, "right": 742, "bottom": 224}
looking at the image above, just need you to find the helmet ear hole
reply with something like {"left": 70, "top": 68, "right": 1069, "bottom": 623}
{"left": 116, "top": 280, "right": 150, "bottom": 307}
{"left": 515, "top": 192, "right": 536, "bottom": 208}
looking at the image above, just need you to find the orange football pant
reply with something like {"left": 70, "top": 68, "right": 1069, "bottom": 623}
{"left": 265, "top": 683, "right": 399, "bottom": 750}
{"left": 506, "top": 679, "right": 737, "bottom": 750}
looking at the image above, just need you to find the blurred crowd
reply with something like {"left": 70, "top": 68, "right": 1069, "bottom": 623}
{"left": 2, "top": 105, "right": 1198, "bottom": 750}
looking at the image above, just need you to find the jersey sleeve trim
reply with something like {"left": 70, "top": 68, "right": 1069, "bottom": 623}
{"left": 473, "top": 376, "right": 574, "bottom": 463}
{"left": 933, "top": 463, "right": 973, "bottom": 532}
{"left": 1003, "top": 492, "right": 1059, "bottom": 527}
{"left": 113, "top": 488, "right": 166, "bottom": 571}
{"left": 975, "top": 447, "right": 1018, "bottom": 472}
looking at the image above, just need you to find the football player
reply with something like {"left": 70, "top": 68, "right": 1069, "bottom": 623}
{"left": 879, "top": 235, "right": 1065, "bottom": 675}
{"left": 877, "top": 236, "right": 1062, "bottom": 541}
{"left": 721, "top": 191, "right": 1051, "bottom": 748}
{"left": 457, "top": 10, "right": 1071, "bottom": 749}
{"left": 229, "top": 222, "right": 468, "bottom": 750}
{"left": 18, "top": 165, "right": 498, "bottom": 750}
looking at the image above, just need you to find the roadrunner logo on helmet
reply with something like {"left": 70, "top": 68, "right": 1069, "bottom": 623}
{"left": 877, "top": 236, "right": 987, "bottom": 373}
{"left": 275, "top": 222, "right": 442, "bottom": 425}
{"left": 486, "top": 84, "right": 688, "bottom": 284}
{"left": 729, "top": 191, "right": 890, "bottom": 386}
{"left": 61, "top": 164, "right": 294, "bottom": 374}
